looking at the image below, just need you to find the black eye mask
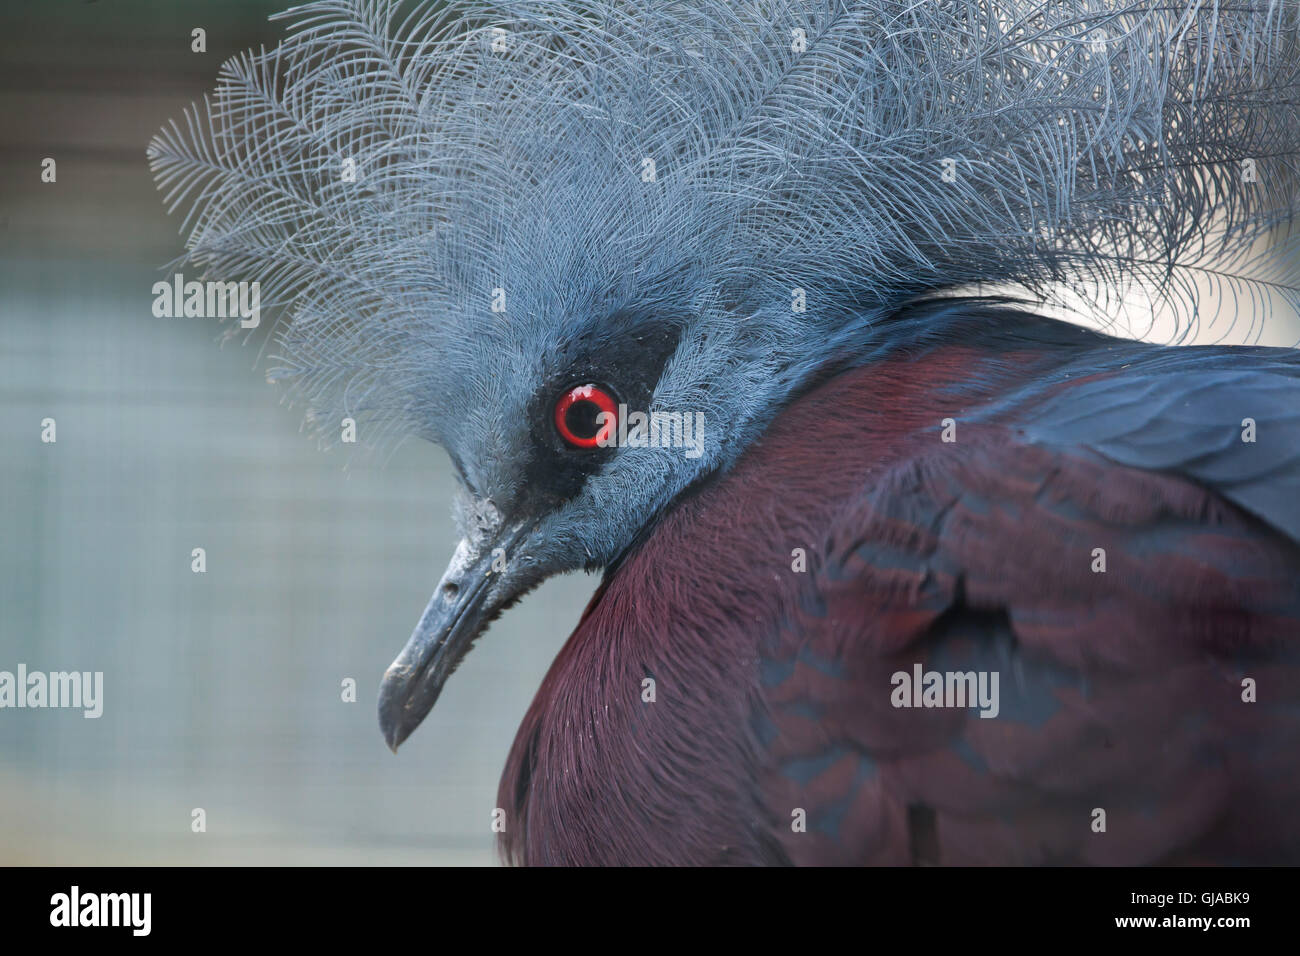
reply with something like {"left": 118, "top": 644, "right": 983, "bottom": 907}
{"left": 521, "top": 316, "right": 684, "bottom": 508}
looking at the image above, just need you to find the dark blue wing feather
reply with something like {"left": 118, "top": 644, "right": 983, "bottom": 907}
{"left": 1017, "top": 347, "right": 1300, "bottom": 542}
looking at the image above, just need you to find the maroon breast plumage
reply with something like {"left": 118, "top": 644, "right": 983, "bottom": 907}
{"left": 499, "top": 318, "right": 1300, "bottom": 866}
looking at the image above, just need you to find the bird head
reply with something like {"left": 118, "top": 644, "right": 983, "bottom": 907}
{"left": 373, "top": 298, "right": 776, "bottom": 749}
{"left": 148, "top": 0, "right": 1299, "bottom": 748}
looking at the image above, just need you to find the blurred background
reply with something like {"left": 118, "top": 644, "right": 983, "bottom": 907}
{"left": 0, "top": 0, "right": 594, "bottom": 865}
{"left": 1, "top": 0, "right": 1296, "bottom": 865}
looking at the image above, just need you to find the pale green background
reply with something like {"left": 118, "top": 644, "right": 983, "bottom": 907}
{"left": 0, "top": 0, "right": 594, "bottom": 865}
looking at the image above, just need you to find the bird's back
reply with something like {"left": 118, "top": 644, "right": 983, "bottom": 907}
{"left": 499, "top": 304, "right": 1300, "bottom": 865}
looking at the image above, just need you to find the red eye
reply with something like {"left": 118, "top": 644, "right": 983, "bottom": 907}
{"left": 554, "top": 384, "right": 618, "bottom": 448}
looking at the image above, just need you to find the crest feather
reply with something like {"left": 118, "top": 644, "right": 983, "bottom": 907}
{"left": 149, "top": 0, "right": 1300, "bottom": 448}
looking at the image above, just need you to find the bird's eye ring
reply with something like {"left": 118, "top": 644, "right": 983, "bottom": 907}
{"left": 554, "top": 384, "right": 618, "bottom": 449}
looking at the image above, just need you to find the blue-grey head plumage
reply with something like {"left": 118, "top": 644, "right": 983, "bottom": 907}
{"left": 148, "top": 1, "right": 1300, "bottom": 684}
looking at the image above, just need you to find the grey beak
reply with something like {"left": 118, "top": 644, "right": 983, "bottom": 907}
{"left": 378, "top": 534, "right": 513, "bottom": 752}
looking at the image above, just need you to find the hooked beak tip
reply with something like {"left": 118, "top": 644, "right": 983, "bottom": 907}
{"left": 378, "top": 671, "right": 417, "bottom": 754}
